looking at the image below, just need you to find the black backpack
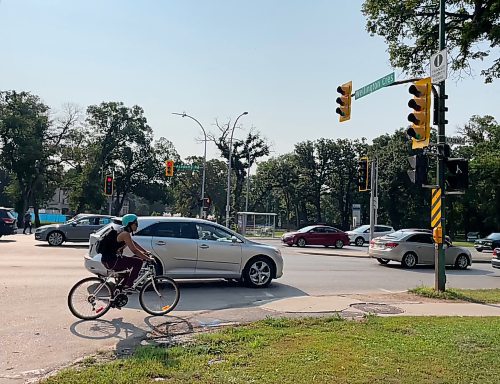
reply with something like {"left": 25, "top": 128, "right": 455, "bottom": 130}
{"left": 96, "top": 228, "right": 120, "bottom": 256}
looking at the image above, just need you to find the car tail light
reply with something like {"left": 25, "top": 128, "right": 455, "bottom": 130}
{"left": 494, "top": 248, "right": 499, "bottom": 257}
{"left": 2, "top": 218, "right": 15, "bottom": 224}
{"left": 385, "top": 242, "right": 399, "bottom": 249}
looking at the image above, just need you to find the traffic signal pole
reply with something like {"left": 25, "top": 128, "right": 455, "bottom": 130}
{"left": 369, "top": 158, "right": 378, "bottom": 245}
{"left": 435, "top": 0, "right": 447, "bottom": 291}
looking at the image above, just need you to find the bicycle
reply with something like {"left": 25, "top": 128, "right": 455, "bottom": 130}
{"left": 68, "top": 260, "right": 180, "bottom": 320}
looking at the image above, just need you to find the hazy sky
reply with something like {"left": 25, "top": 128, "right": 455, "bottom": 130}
{"left": 1, "top": 0, "right": 498, "bottom": 162}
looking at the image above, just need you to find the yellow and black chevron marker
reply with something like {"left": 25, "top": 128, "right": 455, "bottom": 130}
{"left": 431, "top": 188, "right": 441, "bottom": 228}
{"left": 431, "top": 188, "right": 443, "bottom": 243}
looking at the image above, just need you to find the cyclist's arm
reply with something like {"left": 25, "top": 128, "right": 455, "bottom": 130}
{"left": 118, "top": 232, "right": 150, "bottom": 261}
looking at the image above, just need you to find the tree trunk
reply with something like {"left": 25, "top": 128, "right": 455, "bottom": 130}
{"left": 34, "top": 202, "right": 40, "bottom": 228}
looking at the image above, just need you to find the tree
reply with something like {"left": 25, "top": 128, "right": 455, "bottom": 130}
{"left": 210, "top": 120, "right": 270, "bottom": 219}
{"left": 0, "top": 91, "right": 49, "bottom": 225}
{"left": 362, "top": 0, "right": 500, "bottom": 82}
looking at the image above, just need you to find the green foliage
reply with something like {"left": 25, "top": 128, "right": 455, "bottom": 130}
{"left": 362, "top": 0, "right": 500, "bottom": 82}
{"left": 409, "top": 286, "right": 500, "bottom": 303}
{"left": 44, "top": 317, "right": 500, "bottom": 384}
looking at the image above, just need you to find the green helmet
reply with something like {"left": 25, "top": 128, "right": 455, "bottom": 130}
{"left": 122, "top": 213, "right": 138, "bottom": 227}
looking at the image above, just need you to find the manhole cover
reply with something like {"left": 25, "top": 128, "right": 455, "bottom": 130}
{"left": 350, "top": 303, "right": 404, "bottom": 315}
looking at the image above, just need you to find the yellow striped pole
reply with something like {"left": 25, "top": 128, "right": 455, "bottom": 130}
{"left": 431, "top": 188, "right": 442, "bottom": 229}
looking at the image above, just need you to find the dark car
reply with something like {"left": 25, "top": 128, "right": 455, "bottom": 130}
{"left": 35, "top": 214, "right": 113, "bottom": 246}
{"left": 281, "top": 225, "right": 350, "bottom": 248}
{"left": 0, "top": 207, "right": 17, "bottom": 238}
{"left": 492, "top": 248, "right": 500, "bottom": 269}
{"left": 475, "top": 233, "right": 500, "bottom": 252}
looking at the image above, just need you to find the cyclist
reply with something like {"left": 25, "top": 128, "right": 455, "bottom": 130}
{"left": 101, "top": 213, "right": 153, "bottom": 291}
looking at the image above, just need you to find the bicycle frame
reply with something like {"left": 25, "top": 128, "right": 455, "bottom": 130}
{"left": 92, "top": 262, "right": 157, "bottom": 299}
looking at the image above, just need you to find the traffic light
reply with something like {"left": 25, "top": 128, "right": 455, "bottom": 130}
{"left": 104, "top": 175, "right": 113, "bottom": 196}
{"left": 165, "top": 160, "right": 174, "bottom": 177}
{"left": 357, "top": 157, "right": 369, "bottom": 192}
{"left": 407, "top": 153, "right": 428, "bottom": 186}
{"left": 203, "top": 197, "right": 211, "bottom": 210}
{"left": 407, "top": 77, "right": 432, "bottom": 149}
{"left": 446, "top": 158, "right": 469, "bottom": 190}
{"left": 335, "top": 81, "right": 352, "bottom": 122}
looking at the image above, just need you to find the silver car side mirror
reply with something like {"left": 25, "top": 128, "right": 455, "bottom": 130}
{"left": 231, "top": 236, "right": 238, "bottom": 243}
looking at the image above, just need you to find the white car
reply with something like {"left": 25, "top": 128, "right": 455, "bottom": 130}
{"left": 84, "top": 216, "right": 284, "bottom": 288}
{"left": 346, "top": 225, "right": 395, "bottom": 246}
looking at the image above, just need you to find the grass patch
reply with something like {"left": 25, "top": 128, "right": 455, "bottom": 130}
{"left": 43, "top": 316, "right": 500, "bottom": 384}
{"left": 452, "top": 241, "right": 474, "bottom": 248}
{"left": 409, "top": 286, "right": 500, "bottom": 304}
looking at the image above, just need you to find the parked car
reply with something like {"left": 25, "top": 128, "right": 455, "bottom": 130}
{"left": 345, "top": 224, "right": 394, "bottom": 246}
{"left": 281, "top": 225, "right": 349, "bottom": 248}
{"left": 492, "top": 248, "right": 500, "bottom": 269}
{"left": 84, "top": 216, "right": 283, "bottom": 288}
{"left": 369, "top": 230, "right": 471, "bottom": 269}
{"left": 474, "top": 233, "right": 500, "bottom": 252}
{"left": 35, "top": 214, "right": 113, "bottom": 246}
{"left": 0, "top": 207, "right": 17, "bottom": 238}
{"left": 466, "top": 232, "right": 480, "bottom": 242}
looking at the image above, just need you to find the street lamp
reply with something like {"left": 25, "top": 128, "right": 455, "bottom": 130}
{"left": 172, "top": 112, "right": 208, "bottom": 219}
{"left": 225, "top": 111, "right": 248, "bottom": 228}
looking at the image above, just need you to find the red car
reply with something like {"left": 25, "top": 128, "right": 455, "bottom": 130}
{"left": 281, "top": 225, "right": 349, "bottom": 248}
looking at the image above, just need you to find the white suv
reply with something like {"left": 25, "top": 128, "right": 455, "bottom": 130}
{"left": 346, "top": 225, "right": 395, "bottom": 246}
{"left": 84, "top": 216, "right": 284, "bottom": 288}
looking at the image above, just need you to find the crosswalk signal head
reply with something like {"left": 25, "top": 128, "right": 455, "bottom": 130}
{"left": 165, "top": 160, "right": 174, "bottom": 177}
{"left": 357, "top": 157, "right": 369, "bottom": 192}
{"left": 407, "top": 77, "right": 432, "bottom": 149}
{"left": 445, "top": 158, "right": 469, "bottom": 190}
{"left": 335, "top": 81, "right": 352, "bottom": 122}
{"left": 104, "top": 175, "right": 113, "bottom": 196}
{"left": 407, "top": 153, "right": 428, "bottom": 186}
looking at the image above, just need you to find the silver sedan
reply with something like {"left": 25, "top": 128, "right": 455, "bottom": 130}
{"left": 369, "top": 230, "right": 471, "bottom": 269}
{"left": 84, "top": 217, "right": 284, "bottom": 288}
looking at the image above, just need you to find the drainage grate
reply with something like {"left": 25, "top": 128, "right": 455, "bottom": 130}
{"left": 350, "top": 303, "right": 404, "bottom": 315}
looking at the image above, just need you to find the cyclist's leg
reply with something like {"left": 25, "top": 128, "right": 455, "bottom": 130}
{"left": 112, "top": 256, "right": 143, "bottom": 288}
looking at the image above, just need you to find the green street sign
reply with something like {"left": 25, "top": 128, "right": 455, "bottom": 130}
{"left": 177, "top": 164, "right": 200, "bottom": 171}
{"left": 354, "top": 72, "right": 395, "bottom": 100}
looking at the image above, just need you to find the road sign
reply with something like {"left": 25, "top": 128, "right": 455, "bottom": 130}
{"left": 447, "top": 136, "right": 466, "bottom": 145}
{"left": 354, "top": 72, "right": 395, "bottom": 100}
{"left": 431, "top": 187, "right": 442, "bottom": 228}
{"left": 176, "top": 164, "right": 200, "bottom": 171}
{"left": 430, "top": 49, "right": 448, "bottom": 83}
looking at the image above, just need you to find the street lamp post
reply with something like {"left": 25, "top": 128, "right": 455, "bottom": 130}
{"left": 172, "top": 112, "right": 207, "bottom": 219}
{"left": 225, "top": 112, "right": 248, "bottom": 228}
{"left": 245, "top": 149, "right": 250, "bottom": 212}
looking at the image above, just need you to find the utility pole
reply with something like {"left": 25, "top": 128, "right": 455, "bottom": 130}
{"left": 435, "top": 0, "right": 447, "bottom": 291}
{"left": 369, "top": 158, "right": 377, "bottom": 244}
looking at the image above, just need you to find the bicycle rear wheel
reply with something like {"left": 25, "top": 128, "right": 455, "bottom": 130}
{"left": 68, "top": 277, "right": 113, "bottom": 320}
{"left": 139, "top": 275, "right": 180, "bottom": 316}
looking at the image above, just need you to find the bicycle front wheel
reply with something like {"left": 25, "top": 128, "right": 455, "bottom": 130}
{"left": 139, "top": 275, "right": 180, "bottom": 316}
{"left": 68, "top": 277, "right": 113, "bottom": 320}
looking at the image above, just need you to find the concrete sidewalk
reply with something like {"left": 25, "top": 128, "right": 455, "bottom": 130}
{"left": 260, "top": 293, "right": 500, "bottom": 317}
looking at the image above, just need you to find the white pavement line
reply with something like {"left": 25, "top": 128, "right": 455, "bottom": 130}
{"left": 379, "top": 288, "right": 408, "bottom": 293}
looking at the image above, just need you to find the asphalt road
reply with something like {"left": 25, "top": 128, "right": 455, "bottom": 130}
{"left": 0, "top": 234, "right": 498, "bottom": 383}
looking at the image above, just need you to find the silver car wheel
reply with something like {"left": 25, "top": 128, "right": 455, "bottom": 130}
{"left": 455, "top": 254, "right": 469, "bottom": 270}
{"left": 401, "top": 252, "right": 417, "bottom": 268}
{"left": 48, "top": 231, "right": 64, "bottom": 246}
{"left": 248, "top": 260, "right": 271, "bottom": 287}
{"left": 355, "top": 237, "right": 364, "bottom": 246}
